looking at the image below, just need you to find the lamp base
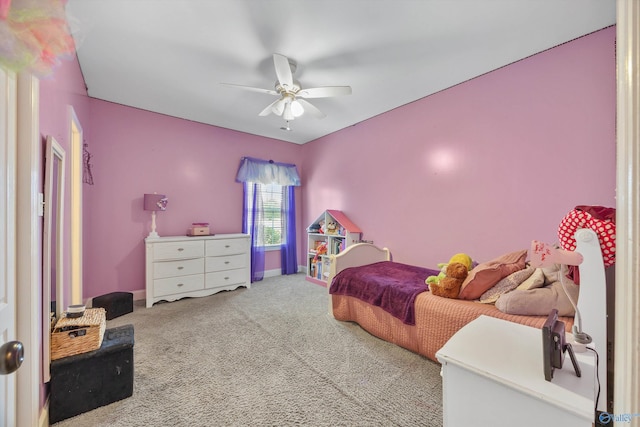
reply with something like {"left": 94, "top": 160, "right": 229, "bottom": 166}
{"left": 147, "top": 211, "right": 160, "bottom": 239}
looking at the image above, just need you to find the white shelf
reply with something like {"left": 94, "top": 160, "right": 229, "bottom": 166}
{"left": 306, "top": 210, "right": 362, "bottom": 283}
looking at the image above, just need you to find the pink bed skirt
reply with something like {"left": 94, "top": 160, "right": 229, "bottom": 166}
{"left": 332, "top": 292, "right": 574, "bottom": 362}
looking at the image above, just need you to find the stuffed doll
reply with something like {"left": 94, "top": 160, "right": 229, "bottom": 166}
{"left": 425, "top": 253, "right": 473, "bottom": 286}
{"left": 429, "top": 262, "right": 469, "bottom": 299}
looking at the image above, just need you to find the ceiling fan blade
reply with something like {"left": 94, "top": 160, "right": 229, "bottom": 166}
{"left": 271, "top": 98, "right": 286, "bottom": 116}
{"left": 273, "top": 53, "right": 294, "bottom": 90}
{"left": 220, "top": 83, "right": 278, "bottom": 96}
{"left": 296, "top": 98, "right": 326, "bottom": 119}
{"left": 297, "top": 86, "right": 352, "bottom": 99}
{"left": 258, "top": 99, "right": 281, "bottom": 116}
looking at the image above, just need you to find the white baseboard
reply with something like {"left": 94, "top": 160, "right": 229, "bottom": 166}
{"left": 90, "top": 268, "right": 308, "bottom": 305}
{"left": 263, "top": 268, "right": 281, "bottom": 278}
{"left": 130, "top": 289, "right": 145, "bottom": 302}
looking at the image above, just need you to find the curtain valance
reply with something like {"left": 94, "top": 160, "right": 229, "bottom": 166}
{"left": 235, "top": 157, "right": 301, "bottom": 186}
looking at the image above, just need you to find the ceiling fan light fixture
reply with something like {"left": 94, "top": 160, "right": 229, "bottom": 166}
{"left": 222, "top": 53, "right": 351, "bottom": 122}
{"left": 291, "top": 100, "right": 304, "bottom": 117}
{"left": 282, "top": 100, "right": 295, "bottom": 121}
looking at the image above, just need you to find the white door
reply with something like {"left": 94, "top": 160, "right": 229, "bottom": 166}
{"left": 0, "top": 68, "right": 19, "bottom": 427}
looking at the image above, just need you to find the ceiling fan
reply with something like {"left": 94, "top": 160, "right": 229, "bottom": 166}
{"left": 221, "top": 53, "right": 352, "bottom": 122}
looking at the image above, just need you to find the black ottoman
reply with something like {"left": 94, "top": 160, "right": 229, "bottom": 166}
{"left": 92, "top": 292, "right": 133, "bottom": 320}
{"left": 50, "top": 325, "right": 135, "bottom": 423}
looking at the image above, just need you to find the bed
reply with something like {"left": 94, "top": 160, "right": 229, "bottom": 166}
{"left": 327, "top": 243, "right": 577, "bottom": 363}
{"left": 327, "top": 222, "right": 611, "bottom": 413}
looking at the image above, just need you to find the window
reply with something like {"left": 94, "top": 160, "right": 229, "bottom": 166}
{"left": 246, "top": 183, "right": 283, "bottom": 246}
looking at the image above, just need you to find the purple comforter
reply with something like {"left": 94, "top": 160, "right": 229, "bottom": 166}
{"left": 329, "top": 261, "right": 440, "bottom": 325}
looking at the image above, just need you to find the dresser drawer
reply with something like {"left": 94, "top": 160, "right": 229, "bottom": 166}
{"left": 205, "top": 254, "right": 246, "bottom": 272}
{"left": 205, "top": 238, "right": 248, "bottom": 257}
{"left": 205, "top": 269, "right": 247, "bottom": 289}
{"left": 154, "top": 274, "right": 204, "bottom": 297}
{"left": 154, "top": 257, "right": 204, "bottom": 279}
{"left": 154, "top": 240, "right": 204, "bottom": 261}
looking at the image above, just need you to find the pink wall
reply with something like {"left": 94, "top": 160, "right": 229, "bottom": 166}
{"left": 39, "top": 56, "right": 91, "bottom": 304}
{"left": 83, "top": 102, "right": 303, "bottom": 298}
{"left": 39, "top": 26, "right": 616, "bottom": 300}
{"left": 38, "top": 53, "right": 91, "bottom": 409}
{"left": 301, "top": 27, "right": 616, "bottom": 268}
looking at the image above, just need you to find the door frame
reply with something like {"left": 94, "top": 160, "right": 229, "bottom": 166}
{"left": 16, "top": 73, "right": 43, "bottom": 426}
{"left": 0, "top": 63, "right": 18, "bottom": 427}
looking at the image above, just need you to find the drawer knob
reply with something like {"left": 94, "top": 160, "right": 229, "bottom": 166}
{"left": 225, "top": 245, "right": 230, "bottom": 248}
{"left": 177, "top": 283, "right": 184, "bottom": 287}
{"left": 224, "top": 261, "right": 230, "bottom": 264}
{"left": 224, "top": 277, "right": 229, "bottom": 280}
{"left": 177, "top": 248, "right": 184, "bottom": 252}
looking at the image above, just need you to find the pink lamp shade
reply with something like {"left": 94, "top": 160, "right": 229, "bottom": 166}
{"left": 144, "top": 194, "right": 168, "bottom": 211}
{"left": 144, "top": 193, "right": 167, "bottom": 239}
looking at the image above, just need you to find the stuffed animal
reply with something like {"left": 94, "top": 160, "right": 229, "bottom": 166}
{"left": 425, "top": 266, "right": 447, "bottom": 287}
{"left": 425, "top": 253, "right": 473, "bottom": 296}
{"left": 326, "top": 221, "right": 338, "bottom": 234}
{"left": 429, "top": 263, "right": 468, "bottom": 298}
{"left": 313, "top": 242, "right": 328, "bottom": 262}
{"left": 447, "top": 253, "right": 473, "bottom": 270}
{"left": 425, "top": 253, "right": 473, "bottom": 286}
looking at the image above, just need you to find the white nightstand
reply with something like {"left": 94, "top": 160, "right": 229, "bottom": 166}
{"left": 436, "top": 315, "right": 596, "bottom": 427}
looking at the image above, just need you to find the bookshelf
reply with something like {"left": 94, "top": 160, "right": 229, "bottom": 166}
{"left": 306, "top": 210, "right": 362, "bottom": 285}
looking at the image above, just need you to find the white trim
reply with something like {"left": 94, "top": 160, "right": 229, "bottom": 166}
{"left": 69, "top": 106, "right": 83, "bottom": 305}
{"left": 615, "top": 1, "right": 640, "bottom": 417}
{"left": 263, "top": 268, "right": 283, "bottom": 278}
{"left": 0, "top": 64, "right": 18, "bottom": 427}
{"left": 15, "top": 73, "right": 41, "bottom": 427}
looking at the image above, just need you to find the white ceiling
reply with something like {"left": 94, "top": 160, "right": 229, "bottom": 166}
{"left": 66, "top": 1, "right": 615, "bottom": 145}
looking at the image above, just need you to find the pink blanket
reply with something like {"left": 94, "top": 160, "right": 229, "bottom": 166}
{"left": 329, "top": 261, "right": 439, "bottom": 325}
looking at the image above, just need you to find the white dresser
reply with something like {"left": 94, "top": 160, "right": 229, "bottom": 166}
{"left": 436, "top": 315, "right": 596, "bottom": 427}
{"left": 145, "top": 234, "right": 251, "bottom": 308}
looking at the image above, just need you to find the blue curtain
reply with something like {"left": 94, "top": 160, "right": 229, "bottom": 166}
{"left": 236, "top": 157, "right": 301, "bottom": 186}
{"left": 280, "top": 186, "right": 298, "bottom": 275}
{"left": 237, "top": 157, "right": 301, "bottom": 281}
{"left": 242, "top": 182, "right": 265, "bottom": 282}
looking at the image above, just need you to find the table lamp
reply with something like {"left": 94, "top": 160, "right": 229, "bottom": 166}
{"left": 144, "top": 193, "right": 168, "bottom": 238}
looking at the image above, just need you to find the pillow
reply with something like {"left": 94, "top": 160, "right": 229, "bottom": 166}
{"left": 479, "top": 265, "right": 535, "bottom": 304}
{"left": 516, "top": 268, "right": 545, "bottom": 290}
{"left": 458, "top": 249, "right": 527, "bottom": 300}
{"left": 495, "top": 279, "right": 579, "bottom": 317}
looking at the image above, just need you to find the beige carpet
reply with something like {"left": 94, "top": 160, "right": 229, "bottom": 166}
{"left": 52, "top": 273, "right": 443, "bottom": 426}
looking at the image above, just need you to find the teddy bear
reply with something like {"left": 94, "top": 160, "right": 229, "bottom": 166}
{"left": 429, "top": 262, "right": 469, "bottom": 299}
{"left": 426, "top": 253, "right": 473, "bottom": 298}
{"left": 326, "top": 221, "right": 338, "bottom": 234}
{"left": 426, "top": 253, "right": 472, "bottom": 285}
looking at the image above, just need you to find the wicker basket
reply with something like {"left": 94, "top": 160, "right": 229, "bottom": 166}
{"left": 51, "top": 308, "right": 106, "bottom": 360}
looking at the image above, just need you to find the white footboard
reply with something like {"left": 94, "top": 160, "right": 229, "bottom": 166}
{"left": 326, "top": 243, "right": 391, "bottom": 316}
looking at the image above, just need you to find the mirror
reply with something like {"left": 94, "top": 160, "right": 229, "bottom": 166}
{"left": 43, "top": 135, "right": 65, "bottom": 378}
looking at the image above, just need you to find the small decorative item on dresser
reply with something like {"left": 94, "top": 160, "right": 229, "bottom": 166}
{"left": 188, "top": 222, "right": 210, "bottom": 236}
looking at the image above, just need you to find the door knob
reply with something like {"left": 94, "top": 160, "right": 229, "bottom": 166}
{"left": 0, "top": 341, "right": 24, "bottom": 375}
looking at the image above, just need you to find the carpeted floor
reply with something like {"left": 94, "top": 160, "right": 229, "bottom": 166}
{"left": 52, "top": 273, "right": 443, "bottom": 426}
